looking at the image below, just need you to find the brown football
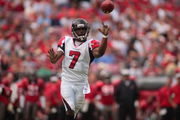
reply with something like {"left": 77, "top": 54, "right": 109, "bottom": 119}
{"left": 100, "top": 0, "right": 114, "bottom": 14}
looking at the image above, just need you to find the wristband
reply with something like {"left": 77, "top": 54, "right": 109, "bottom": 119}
{"left": 102, "top": 34, "right": 108, "bottom": 38}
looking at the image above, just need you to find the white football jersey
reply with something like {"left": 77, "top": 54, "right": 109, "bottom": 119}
{"left": 57, "top": 36, "right": 100, "bottom": 83}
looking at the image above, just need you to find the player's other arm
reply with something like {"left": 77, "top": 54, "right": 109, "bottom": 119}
{"left": 47, "top": 49, "right": 64, "bottom": 64}
{"left": 47, "top": 37, "right": 65, "bottom": 64}
{"left": 92, "top": 22, "right": 109, "bottom": 58}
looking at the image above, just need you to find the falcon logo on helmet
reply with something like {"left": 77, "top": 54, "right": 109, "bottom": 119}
{"left": 72, "top": 18, "right": 90, "bottom": 42}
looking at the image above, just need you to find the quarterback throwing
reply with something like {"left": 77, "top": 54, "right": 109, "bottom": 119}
{"left": 47, "top": 18, "right": 109, "bottom": 120}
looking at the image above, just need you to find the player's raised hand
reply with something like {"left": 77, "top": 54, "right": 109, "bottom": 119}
{"left": 47, "top": 48, "right": 64, "bottom": 64}
{"left": 47, "top": 48, "right": 55, "bottom": 60}
{"left": 98, "top": 22, "right": 110, "bottom": 37}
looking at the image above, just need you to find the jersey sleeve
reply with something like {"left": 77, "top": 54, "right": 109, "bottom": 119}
{"left": 89, "top": 40, "right": 100, "bottom": 50}
{"left": 57, "top": 36, "right": 65, "bottom": 52}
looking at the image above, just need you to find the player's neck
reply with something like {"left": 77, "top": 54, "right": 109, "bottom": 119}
{"left": 75, "top": 41, "right": 83, "bottom": 46}
{"left": 73, "top": 39, "right": 83, "bottom": 46}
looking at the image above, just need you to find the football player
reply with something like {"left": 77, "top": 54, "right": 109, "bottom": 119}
{"left": 48, "top": 18, "right": 109, "bottom": 120}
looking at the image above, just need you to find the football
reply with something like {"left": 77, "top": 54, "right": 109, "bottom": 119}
{"left": 100, "top": 0, "right": 114, "bottom": 14}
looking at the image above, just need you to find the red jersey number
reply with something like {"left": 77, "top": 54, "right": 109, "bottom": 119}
{"left": 69, "top": 51, "right": 81, "bottom": 69}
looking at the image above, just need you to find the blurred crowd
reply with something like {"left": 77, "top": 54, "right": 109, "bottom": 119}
{"left": 0, "top": 0, "right": 180, "bottom": 120}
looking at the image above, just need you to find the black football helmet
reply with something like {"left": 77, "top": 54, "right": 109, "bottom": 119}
{"left": 72, "top": 18, "right": 90, "bottom": 42}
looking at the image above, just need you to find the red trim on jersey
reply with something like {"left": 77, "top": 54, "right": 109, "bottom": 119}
{"left": 90, "top": 40, "right": 100, "bottom": 49}
{"left": 58, "top": 36, "right": 65, "bottom": 47}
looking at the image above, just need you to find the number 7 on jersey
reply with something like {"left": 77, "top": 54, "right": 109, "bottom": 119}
{"left": 69, "top": 50, "right": 81, "bottom": 69}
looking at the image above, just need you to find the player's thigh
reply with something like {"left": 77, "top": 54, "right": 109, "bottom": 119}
{"left": 75, "top": 85, "right": 85, "bottom": 113}
{"left": 61, "top": 82, "right": 75, "bottom": 111}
